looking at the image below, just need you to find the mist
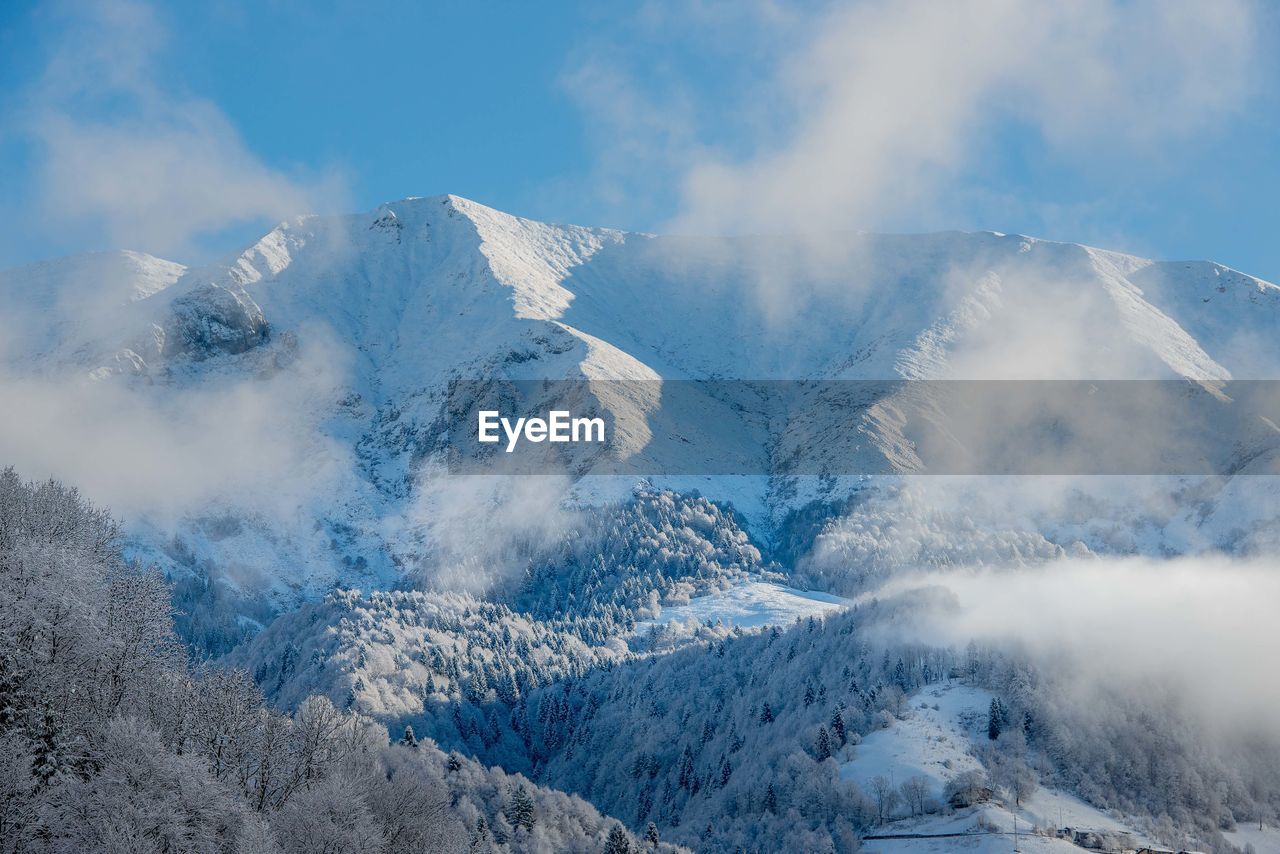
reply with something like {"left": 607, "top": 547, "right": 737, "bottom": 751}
{"left": 397, "top": 470, "right": 580, "bottom": 596}
{"left": 864, "top": 553, "right": 1280, "bottom": 738}
{"left": 0, "top": 328, "right": 354, "bottom": 527}
{"left": 6, "top": 0, "right": 345, "bottom": 264}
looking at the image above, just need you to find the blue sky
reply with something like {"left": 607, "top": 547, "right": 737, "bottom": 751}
{"left": 1, "top": 0, "right": 1278, "bottom": 282}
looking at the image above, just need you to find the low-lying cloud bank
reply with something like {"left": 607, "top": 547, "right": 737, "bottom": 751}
{"left": 864, "top": 554, "right": 1280, "bottom": 737}
{"left": 0, "top": 333, "right": 353, "bottom": 526}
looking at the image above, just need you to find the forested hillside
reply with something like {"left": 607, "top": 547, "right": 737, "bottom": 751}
{"left": 0, "top": 469, "right": 669, "bottom": 853}
{"left": 4, "top": 195, "right": 1280, "bottom": 853}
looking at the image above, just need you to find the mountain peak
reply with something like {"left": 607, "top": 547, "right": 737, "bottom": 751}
{"left": 3, "top": 195, "right": 1279, "bottom": 622}
{"left": 367, "top": 193, "right": 505, "bottom": 221}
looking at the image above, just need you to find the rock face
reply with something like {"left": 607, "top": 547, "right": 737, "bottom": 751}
{"left": 161, "top": 283, "right": 269, "bottom": 360}
{"left": 1, "top": 194, "right": 1278, "bottom": 614}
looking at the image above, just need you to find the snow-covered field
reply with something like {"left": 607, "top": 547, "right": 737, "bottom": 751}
{"left": 1224, "top": 824, "right": 1280, "bottom": 853}
{"left": 859, "top": 828, "right": 1094, "bottom": 853}
{"left": 840, "top": 682, "right": 992, "bottom": 795}
{"left": 841, "top": 683, "right": 1152, "bottom": 853}
{"left": 635, "top": 580, "right": 849, "bottom": 632}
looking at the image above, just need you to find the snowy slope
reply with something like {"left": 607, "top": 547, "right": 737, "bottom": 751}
{"left": 634, "top": 579, "right": 849, "bottom": 634}
{"left": 1224, "top": 824, "right": 1280, "bottom": 853}
{"left": 0, "top": 249, "right": 185, "bottom": 367}
{"left": 2, "top": 195, "right": 1278, "bottom": 611}
{"left": 841, "top": 683, "right": 1152, "bottom": 854}
{"left": 839, "top": 683, "right": 993, "bottom": 796}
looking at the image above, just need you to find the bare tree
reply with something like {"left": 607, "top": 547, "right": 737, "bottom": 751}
{"left": 868, "top": 775, "right": 900, "bottom": 824}
{"left": 899, "top": 775, "right": 930, "bottom": 817}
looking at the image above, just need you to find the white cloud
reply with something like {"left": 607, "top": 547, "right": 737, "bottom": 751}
{"left": 671, "top": 0, "right": 1257, "bottom": 235}
{"left": 562, "top": 1, "right": 1262, "bottom": 333}
{"left": 0, "top": 328, "right": 354, "bottom": 525}
{"left": 392, "top": 470, "right": 579, "bottom": 596}
{"left": 16, "top": 0, "right": 343, "bottom": 261}
{"left": 567, "top": 1, "right": 1257, "bottom": 239}
{"left": 865, "top": 554, "right": 1280, "bottom": 736}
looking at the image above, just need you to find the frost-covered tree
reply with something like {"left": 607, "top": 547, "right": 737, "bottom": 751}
{"left": 0, "top": 470, "right": 662, "bottom": 854}
{"left": 645, "top": 821, "right": 660, "bottom": 847}
{"left": 505, "top": 783, "right": 536, "bottom": 831}
{"left": 813, "top": 726, "right": 832, "bottom": 761}
{"left": 830, "top": 706, "right": 846, "bottom": 746}
{"left": 604, "top": 823, "right": 635, "bottom": 854}
{"left": 868, "top": 775, "right": 899, "bottom": 824}
{"left": 763, "top": 782, "right": 777, "bottom": 815}
{"left": 899, "top": 775, "right": 929, "bottom": 817}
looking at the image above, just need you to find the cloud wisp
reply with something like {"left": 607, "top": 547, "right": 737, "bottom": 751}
{"left": 678, "top": 0, "right": 1256, "bottom": 236}
{"left": 566, "top": 0, "right": 1257, "bottom": 239}
{"left": 864, "top": 554, "right": 1280, "bottom": 737}
{"left": 561, "top": 0, "right": 1261, "bottom": 332}
{"left": 12, "top": 0, "right": 343, "bottom": 262}
{"left": 0, "top": 327, "right": 355, "bottom": 526}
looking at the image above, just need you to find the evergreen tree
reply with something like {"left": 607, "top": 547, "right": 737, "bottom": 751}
{"left": 893, "top": 659, "right": 909, "bottom": 691}
{"left": 466, "top": 667, "right": 490, "bottom": 704}
{"left": 399, "top": 724, "right": 418, "bottom": 748}
{"left": 631, "top": 753, "right": 649, "bottom": 779}
{"left": 636, "top": 787, "right": 653, "bottom": 824}
{"left": 31, "top": 704, "right": 66, "bottom": 787}
{"left": 677, "top": 745, "right": 696, "bottom": 790}
{"left": 759, "top": 702, "right": 774, "bottom": 724}
{"left": 830, "top": 707, "right": 847, "bottom": 746}
{"left": 814, "top": 726, "right": 833, "bottom": 761}
{"left": 763, "top": 782, "right": 778, "bottom": 814}
{"left": 0, "top": 653, "right": 21, "bottom": 731}
{"left": 645, "top": 822, "right": 660, "bottom": 848}
{"left": 604, "top": 823, "right": 634, "bottom": 854}
{"left": 505, "top": 783, "right": 536, "bottom": 831}
{"left": 472, "top": 816, "right": 490, "bottom": 850}
{"left": 988, "top": 698, "right": 1003, "bottom": 741}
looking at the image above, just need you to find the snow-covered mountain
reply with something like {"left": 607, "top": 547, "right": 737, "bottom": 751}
{"left": 2, "top": 194, "right": 1279, "bottom": 611}
{"left": 0, "top": 249, "right": 185, "bottom": 369}
{"left": 6, "top": 195, "right": 1280, "bottom": 853}
{"left": 22, "top": 195, "right": 1278, "bottom": 383}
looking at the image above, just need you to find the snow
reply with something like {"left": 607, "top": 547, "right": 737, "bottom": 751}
{"left": 1018, "top": 786, "right": 1134, "bottom": 836}
{"left": 0, "top": 249, "right": 184, "bottom": 365}
{"left": 3, "top": 195, "right": 1277, "bottom": 850}
{"left": 1224, "top": 824, "right": 1280, "bottom": 853}
{"left": 858, "top": 830, "right": 1092, "bottom": 853}
{"left": 635, "top": 580, "right": 849, "bottom": 632}
{"left": 840, "top": 683, "right": 992, "bottom": 795}
{"left": 840, "top": 683, "right": 1152, "bottom": 853}
{"left": 4, "top": 194, "right": 1280, "bottom": 611}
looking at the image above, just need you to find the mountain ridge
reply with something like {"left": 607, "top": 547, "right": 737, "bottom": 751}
{"left": 2, "top": 194, "right": 1278, "bottom": 616}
